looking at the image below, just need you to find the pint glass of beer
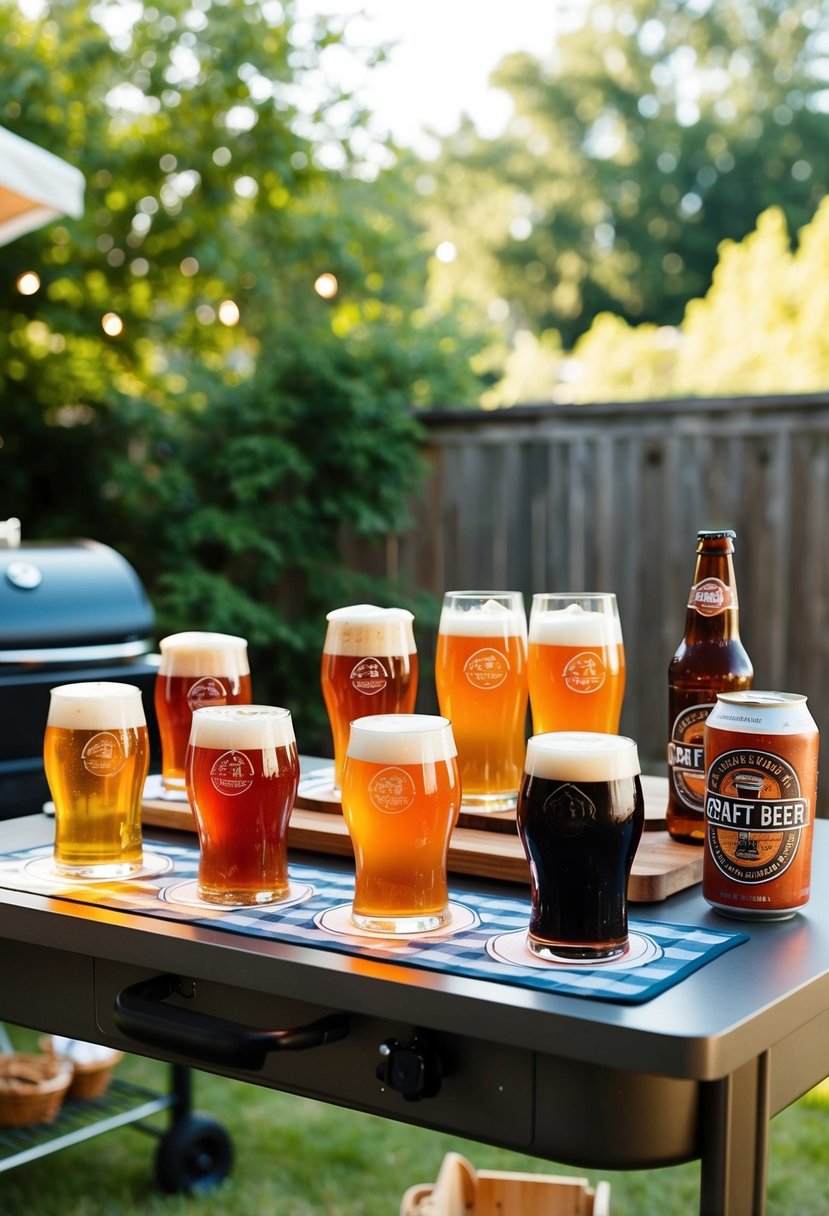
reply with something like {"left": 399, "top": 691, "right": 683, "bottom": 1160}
{"left": 517, "top": 732, "right": 644, "bottom": 960}
{"left": 186, "top": 705, "right": 299, "bottom": 905}
{"left": 155, "top": 632, "right": 252, "bottom": 797}
{"left": 341, "top": 714, "right": 460, "bottom": 933}
{"left": 435, "top": 591, "right": 528, "bottom": 810}
{"left": 528, "top": 594, "right": 626, "bottom": 734}
{"left": 44, "top": 681, "right": 150, "bottom": 879}
{"left": 321, "top": 605, "right": 418, "bottom": 793}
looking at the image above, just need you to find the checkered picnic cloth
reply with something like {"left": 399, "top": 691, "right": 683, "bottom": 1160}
{"left": 0, "top": 842, "right": 746, "bottom": 1005}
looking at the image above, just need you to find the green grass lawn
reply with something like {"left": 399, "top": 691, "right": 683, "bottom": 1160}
{"left": 1, "top": 1044, "right": 829, "bottom": 1215}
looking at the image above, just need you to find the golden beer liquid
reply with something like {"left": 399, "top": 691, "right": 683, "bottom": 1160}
{"left": 528, "top": 640, "right": 626, "bottom": 733}
{"left": 45, "top": 723, "right": 148, "bottom": 872}
{"left": 321, "top": 607, "right": 418, "bottom": 790}
{"left": 186, "top": 705, "right": 298, "bottom": 905}
{"left": 341, "top": 715, "right": 460, "bottom": 931}
{"left": 155, "top": 632, "right": 251, "bottom": 792}
{"left": 434, "top": 631, "right": 527, "bottom": 800}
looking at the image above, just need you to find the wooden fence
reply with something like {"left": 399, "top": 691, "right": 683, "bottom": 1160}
{"left": 346, "top": 392, "right": 829, "bottom": 791}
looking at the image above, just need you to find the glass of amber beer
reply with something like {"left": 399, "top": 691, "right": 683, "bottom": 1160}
{"left": 155, "top": 632, "right": 252, "bottom": 798}
{"left": 321, "top": 605, "right": 418, "bottom": 794}
{"left": 341, "top": 714, "right": 461, "bottom": 933}
{"left": 528, "top": 594, "right": 626, "bottom": 734}
{"left": 44, "top": 682, "right": 150, "bottom": 879}
{"left": 186, "top": 705, "right": 299, "bottom": 905}
{"left": 435, "top": 591, "right": 528, "bottom": 810}
{"left": 517, "top": 732, "right": 644, "bottom": 960}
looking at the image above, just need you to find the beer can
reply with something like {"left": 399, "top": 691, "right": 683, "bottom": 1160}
{"left": 703, "top": 691, "right": 819, "bottom": 920}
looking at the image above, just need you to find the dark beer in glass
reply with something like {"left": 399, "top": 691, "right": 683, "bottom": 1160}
{"left": 517, "top": 731, "right": 643, "bottom": 960}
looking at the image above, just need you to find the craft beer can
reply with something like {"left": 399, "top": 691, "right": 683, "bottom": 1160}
{"left": 703, "top": 692, "right": 819, "bottom": 920}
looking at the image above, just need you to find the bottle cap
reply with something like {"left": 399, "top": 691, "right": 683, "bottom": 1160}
{"left": 696, "top": 530, "right": 736, "bottom": 540}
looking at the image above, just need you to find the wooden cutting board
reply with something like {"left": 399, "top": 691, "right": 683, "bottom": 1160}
{"left": 142, "top": 769, "right": 700, "bottom": 903}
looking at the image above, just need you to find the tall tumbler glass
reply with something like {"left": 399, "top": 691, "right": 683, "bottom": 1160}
{"left": 44, "top": 681, "right": 150, "bottom": 879}
{"left": 321, "top": 605, "right": 418, "bottom": 794}
{"left": 517, "top": 732, "right": 644, "bottom": 960}
{"left": 155, "top": 631, "right": 252, "bottom": 798}
{"left": 435, "top": 591, "right": 528, "bottom": 811}
{"left": 186, "top": 705, "right": 299, "bottom": 905}
{"left": 341, "top": 714, "right": 461, "bottom": 934}
{"left": 528, "top": 593, "right": 626, "bottom": 735}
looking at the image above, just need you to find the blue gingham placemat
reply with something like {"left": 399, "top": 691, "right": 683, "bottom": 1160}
{"left": 0, "top": 843, "right": 747, "bottom": 1005}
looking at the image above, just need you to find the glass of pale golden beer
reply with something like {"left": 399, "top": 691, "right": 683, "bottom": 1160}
{"left": 528, "top": 594, "right": 626, "bottom": 734}
{"left": 341, "top": 714, "right": 460, "bottom": 933}
{"left": 186, "top": 705, "right": 299, "bottom": 905}
{"left": 321, "top": 605, "right": 418, "bottom": 794}
{"left": 517, "top": 732, "right": 644, "bottom": 960}
{"left": 44, "top": 681, "right": 150, "bottom": 879}
{"left": 155, "top": 632, "right": 252, "bottom": 798}
{"left": 435, "top": 591, "right": 528, "bottom": 811}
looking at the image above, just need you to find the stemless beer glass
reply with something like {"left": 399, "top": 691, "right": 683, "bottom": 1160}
{"left": 186, "top": 705, "right": 299, "bottom": 905}
{"left": 155, "top": 632, "right": 252, "bottom": 797}
{"left": 321, "top": 605, "right": 418, "bottom": 793}
{"left": 435, "top": 591, "right": 528, "bottom": 810}
{"left": 528, "top": 593, "right": 626, "bottom": 734}
{"left": 44, "top": 681, "right": 150, "bottom": 879}
{"left": 341, "top": 714, "right": 461, "bottom": 933}
{"left": 517, "top": 732, "right": 644, "bottom": 960}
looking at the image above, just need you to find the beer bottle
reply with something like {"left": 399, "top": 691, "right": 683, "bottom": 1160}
{"left": 666, "top": 530, "right": 753, "bottom": 843}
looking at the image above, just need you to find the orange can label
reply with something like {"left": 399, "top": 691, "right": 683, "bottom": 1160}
{"left": 703, "top": 693, "right": 818, "bottom": 919}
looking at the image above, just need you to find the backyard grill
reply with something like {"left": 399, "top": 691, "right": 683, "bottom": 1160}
{"left": 0, "top": 523, "right": 160, "bottom": 817}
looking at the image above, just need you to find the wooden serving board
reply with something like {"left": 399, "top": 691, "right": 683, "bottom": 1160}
{"left": 142, "top": 771, "right": 699, "bottom": 903}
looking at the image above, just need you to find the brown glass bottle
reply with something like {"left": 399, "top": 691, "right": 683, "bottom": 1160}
{"left": 666, "top": 530, "right": 753, "bottom": 843}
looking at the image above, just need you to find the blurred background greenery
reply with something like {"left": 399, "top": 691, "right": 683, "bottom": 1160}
{"left": 2, "top": 0, "right": 828, "bottom": 749}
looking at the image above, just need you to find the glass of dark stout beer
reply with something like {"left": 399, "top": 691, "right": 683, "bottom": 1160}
{"left": 517, "top": 732, "right": 644, "bottom": 961}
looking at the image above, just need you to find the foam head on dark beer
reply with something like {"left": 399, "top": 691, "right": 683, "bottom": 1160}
{"left": 525, "top": 731, "right": 640, "bottom": 782}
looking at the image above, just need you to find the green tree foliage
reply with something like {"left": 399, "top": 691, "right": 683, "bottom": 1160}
{"left": 0, "top": 0, "right": 484, "bottom": 746}
{"left": 414, "top": 0, "right": 829, "bottom": 352}
{"left": 571, "top": 198, "right": 829, "bottom": 399}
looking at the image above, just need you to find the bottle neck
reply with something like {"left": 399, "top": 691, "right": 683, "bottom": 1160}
{"left": 684, "top": 548, "right": 741, "bottom": 640}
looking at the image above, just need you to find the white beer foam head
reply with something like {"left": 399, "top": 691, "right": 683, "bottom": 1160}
{"left": 324, "top": 604, "right": 416, "bottom": 657}
{"left": 48, "top": 682, "right": 147, "bottom": 730}
{"left": 158, "top": 631, "right": 250, "bottom": 677}
{"left": 347, "top": 714, "right": 457, "bottom": 764}
{"left": 529, "top": 603, "right": 623, "bottom": 646}
{"left": 189, "top": 705, "right": 295, "bottom": 750}
{"left": 525, "top": 732, "right": 640, "bottom": 782}
{"left": 439, "top": 595, "right": 527, "bottom": 639}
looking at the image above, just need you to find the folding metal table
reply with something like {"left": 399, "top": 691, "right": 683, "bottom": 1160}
{"left": 1, "top": 811, "right": 828, "bottom": 1216}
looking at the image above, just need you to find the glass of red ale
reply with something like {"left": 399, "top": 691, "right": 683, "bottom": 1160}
{"left": 517, "top": 731, "right": 644, "bottom": 960}
{"left": 186, "top": 705, "right": 299, "bottom": 905}
{"left": 342, "top": 714, "right": 461, "bottom": 934}
{"left": 155, "top": 632, "right": 252, "bottom": 799}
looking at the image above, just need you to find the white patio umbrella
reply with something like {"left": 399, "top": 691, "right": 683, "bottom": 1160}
{"left": 0, "top": 124, "right": 84, "bottom": 246}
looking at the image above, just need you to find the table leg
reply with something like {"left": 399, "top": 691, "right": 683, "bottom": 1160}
{"left": 700, "top": 1051, "right": 770, "bottom": 1216}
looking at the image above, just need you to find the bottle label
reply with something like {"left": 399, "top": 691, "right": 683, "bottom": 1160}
{"left": 688, "top": 578, "right": 737, "bottom": 616}
{"left": 668, "top": 703, "right": 714, "bottom": 811}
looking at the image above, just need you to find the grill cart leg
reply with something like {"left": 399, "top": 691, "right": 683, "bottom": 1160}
{"left": 153, "top": 1065, "right": 233, "bottom": 1195}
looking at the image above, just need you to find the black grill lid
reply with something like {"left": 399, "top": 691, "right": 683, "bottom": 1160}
{"left": 0, "top": 539, "right": 155, "bottom": 660}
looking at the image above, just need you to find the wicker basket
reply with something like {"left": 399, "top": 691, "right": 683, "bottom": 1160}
{"left": 0, "top": 1053, "right": 74, "bottom": 1127}
{"left": 39, "top": 1038, "right": 123, "bottom": 1101}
